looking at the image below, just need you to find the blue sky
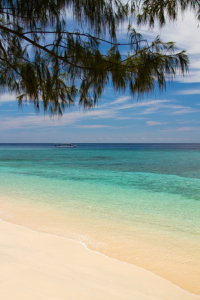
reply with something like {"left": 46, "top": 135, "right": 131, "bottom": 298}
{"left": 0, "top": 10, "right": 200, "bottom": 143}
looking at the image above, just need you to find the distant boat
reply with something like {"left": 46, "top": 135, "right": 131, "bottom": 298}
{"left": 55, "top": 143, "right": 76, "bottom": 148}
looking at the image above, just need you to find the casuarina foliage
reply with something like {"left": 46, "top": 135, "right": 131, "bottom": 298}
{"left": 0, "top": 0, "right": 197, "bottom": 114}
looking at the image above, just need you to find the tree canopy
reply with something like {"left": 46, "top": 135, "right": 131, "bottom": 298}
{"left": 138, "top": 0, "right": 200, "bottom": 27}
{"left": 0, "top": 0, "right": 198, "bottom": 114}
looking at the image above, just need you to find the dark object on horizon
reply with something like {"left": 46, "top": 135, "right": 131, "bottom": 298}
{"left": 55, "top": 143, "right": 76, "bottom": 148}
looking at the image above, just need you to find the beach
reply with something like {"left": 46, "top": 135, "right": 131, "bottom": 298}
{"left": 0, "top": 143, "right": 200, "bottom": 297}
{"left": 1, "top": 219, "right": 199, "bottom": 300}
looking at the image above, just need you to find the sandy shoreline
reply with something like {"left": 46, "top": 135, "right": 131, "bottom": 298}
{"left": 0, "top": 219, "right": 199, "bottom": 300}
{"left": 0, "top": 196, "right": 199, "bottom": 295}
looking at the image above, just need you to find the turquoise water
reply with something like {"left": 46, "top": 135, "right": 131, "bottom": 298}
{"left": 0, "top": 143, "right": 200, "bottom": 237}
{"left": 0, "top": 143, "right": 200, "bottom": 293}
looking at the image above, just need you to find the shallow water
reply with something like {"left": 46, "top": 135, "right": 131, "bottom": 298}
{"left": 0, "top": 143, "right": 200, "bottom": 294}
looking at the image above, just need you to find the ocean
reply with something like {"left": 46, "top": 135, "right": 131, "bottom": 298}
{"left": 0, "top": 143, "right": 200, "bottom": 294}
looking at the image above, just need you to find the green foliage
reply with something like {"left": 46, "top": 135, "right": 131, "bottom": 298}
{"left": 137, "top": 0, "right": 200, "bottom": 27}
{"left": 0, "top": 0, "right": 191, "bottom": 114}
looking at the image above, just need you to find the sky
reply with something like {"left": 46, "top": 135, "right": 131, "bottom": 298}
{"left": 0, "top": 10, "right": 200, "bottom": 143}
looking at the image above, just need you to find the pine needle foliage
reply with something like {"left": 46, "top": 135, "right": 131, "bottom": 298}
{"left": 137, "top": 0, "right": 200, "bottom": 27}
{"left": 0, "top": 0, "right": 190, "bottom": 114}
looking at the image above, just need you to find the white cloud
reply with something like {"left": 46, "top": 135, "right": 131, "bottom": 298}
{"left": 85, "top": 109, "right": 116, "bottom": 119}
{"left": 0, "top": 106, "right": 118, "bottom": 131}
{"left": 162, "top": 126, "right": 200, "bottom": 132}
{"left": 174, "top": 89, "right": 200, "bottom": 95}
{"left": 110, "top": 96, "right": 131, "bottom": 105}
{"left": 176, "top": 120, "right": 192, "bottom": 124}
{"left": 116, "top": 117, "right": 131, "bottom": 120}
{"left": 160, "top": 12, "right": 199, "bottom": 55}
{"left": 118, "top": 99, "right": 171, "bottom": 110}
{"left": 75, "top": 125, "right": 108, "bottom": 128}
{"left": 0, "top": 93, "right": 17, "bottom": 103}
{"left": 176, "top": 127, "right": 196, "bottom": 131}
{"left": 1, "top": 98, "right": 195, "bottom": 132}
{"left": 122, "top": 10, "right": 200, "bottom": 84}
{"left": 136, "top": 10, "right": 200, "bottom": 57}
{"left": 74, "top": 124, "right": 130, "bottom": 129}
{"left": 138, "top": 101, "right": 199, "bottom": 115}
{"left": 141, "top": 106, "right": 159, "bottom": 115}
{"left": 177, "top": 70, "right": 200, "bottom": 83}
{"left": 170, "top": 108, "right": 199, "bottom": 115}
{"left": 146, "top": 121, "right": 168, "bottom": 126}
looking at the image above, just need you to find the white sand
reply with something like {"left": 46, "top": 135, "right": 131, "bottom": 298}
{"left": 0, "top": 219, "right": 199, "bottom": 300}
